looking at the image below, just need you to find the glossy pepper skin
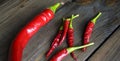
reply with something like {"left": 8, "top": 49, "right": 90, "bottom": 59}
{"left": 67, "top": 15, "right": 79, "bottom": 60}
{"left": 82, "top": 12, "right": 102, "bottom": 51}
{"left": 50, "top": 42, "right": 94, "bottom": 61}
{"left": 46, "top": 25, "right": 63, "bottom": 58}
{"left": 9, "top": 3, "right": 61, "bottom": 61}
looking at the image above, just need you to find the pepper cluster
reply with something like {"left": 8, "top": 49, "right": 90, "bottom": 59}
{"left": 48, "top": 12, "right": 101, "bottom": 61}
{"left": 48, "top": 12, "right": 102, "bottom": 61}
{"left": 46, "top": 15, "right": 79, "bottom": 61}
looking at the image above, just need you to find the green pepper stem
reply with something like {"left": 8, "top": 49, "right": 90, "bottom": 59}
{"left": 69, "top": 14, "right": 79, "bottom": 28}
{"left": 59, "top": 18, "right": 65, "bottom": 30}
{"left": 91, "top": 12, "right": 102, "bottom": 24}
{"left": 59, "top": 26, "right": 63, "bottom": 30}
{"left": 67, "top": 42, "right": 94, "bottom": 53}
{"left": 49, "top": 2, "right": 63, "bottom": 13}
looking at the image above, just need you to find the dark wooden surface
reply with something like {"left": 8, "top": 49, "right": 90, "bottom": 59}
{"left": 0, "top": 0, "right": 120, "bottom": 61}
{"left": 88, "top": 27, "right": 120, "bottom": 61}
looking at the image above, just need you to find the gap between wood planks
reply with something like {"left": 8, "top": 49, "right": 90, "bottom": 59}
{"left": 85, "top": 25, "right": 120, "bottom": 61}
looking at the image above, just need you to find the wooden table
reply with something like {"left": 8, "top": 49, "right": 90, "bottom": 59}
{"left": 0, "top": 0, "right": 120, "bottom": 61}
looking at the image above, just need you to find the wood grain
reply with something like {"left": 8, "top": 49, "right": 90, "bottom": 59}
{"left": 76, "top": 0, "right": 94, "bottom": 5}
{"left": 88, "top": 26, "right": 120, "bottom": 61}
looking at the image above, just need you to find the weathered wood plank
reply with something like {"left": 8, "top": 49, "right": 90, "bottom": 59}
{"left": 88, "top": 26, "right": 120, "bottom": 61}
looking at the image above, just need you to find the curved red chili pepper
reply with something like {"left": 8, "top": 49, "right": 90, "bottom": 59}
{"left": 50, "top": 43, "right": 94, "bottom": 61}
{"left": 67, "top": 15, "right": 79, "bottom": 61}
{"left": 82, "top": 12, "right": 102, "bottom": 51}
{"left": 46, "top": 25, "right": 63, "bottom": 58}
{"left": 58, "top": 19, "right": 70, "bottom": 45}
{"left": 8, "top": 3, "right": 62, "bottom": 61}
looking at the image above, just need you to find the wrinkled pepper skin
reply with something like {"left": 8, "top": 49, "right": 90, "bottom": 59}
{"left": 9, "top": 9, "right": 54, "bottom": 61}
{"left": 68, "top": 28, "right": 74, "bottom": 47}
{"left": 46, "top": 30, "right": 63, "bottom": 58}
{"left": 82, "top": 21, "right": 94, "bottom": 51}
{"left": 67, "top": 14, "right": 79, "bottom": 60}
{"left": 50, "top": 49, "right": 68, "bottom": 61}
{"left": 67, "top": 28, "right": 77, "bottom": 60}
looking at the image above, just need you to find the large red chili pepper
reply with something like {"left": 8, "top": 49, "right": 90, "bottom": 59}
{"left": 8, "top": 3, "right": 62, "bottom": 61}
{"left": 82, "top": 12, "right": 102, "bottom": 51}
{"left": 46, "top": 22, "right": 63, "bottom": 58}
{"left": 50, "top": 42, "right": 94, "bottom": 61}
{"left": 67, "top": 14, "right": 79, "bottom": 61}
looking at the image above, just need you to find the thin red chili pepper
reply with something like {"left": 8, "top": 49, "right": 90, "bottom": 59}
{"left": 8, "top": 3, "right": 63, "bottom": 61}
{"left": 58, "top": 17, "right": 71, "bottom": 46}
{"left": 82, "top": 12, "right": 102, "bottom": 51}
{"left": 67, "top": 14, "right": 79, "bottom": 61}
{"left": 50, "top": 42, "right": 94, "bottom": 61}
{"left": 46, "top": 21, "right": 63, "bottom": 58}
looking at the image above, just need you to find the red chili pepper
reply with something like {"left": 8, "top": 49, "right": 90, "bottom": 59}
{"left": 8, "top": 3, "right": 62, "bottom": 61}
{"left": 50, "top": 42, "right": 94, "bottom": 61}
{"left": 58, "top": 17, "right": 71, "bottom": 46}
{"left": 82, "top": 12, "right": 102, "bottom": 51}
{"left": 46, "top": 22, "right": 63, "bottom": 58}
{"left": 67, "top": 15, "right": 79, "bottom": 60}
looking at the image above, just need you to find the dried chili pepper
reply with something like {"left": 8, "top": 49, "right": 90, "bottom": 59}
{"left": 82, "top": 12, "right": 102, "bottom": 51}
{"left": 67, "top": 14, "right": 79, "bottom": 60}
{"left": 8, "top": 3, "right": 63, "bottom": 61}
{"left": 50, "top": 42, "right": 94, "bottom": 61}
{"left": 46, "top": 21, "right": 63, "bottom": 58}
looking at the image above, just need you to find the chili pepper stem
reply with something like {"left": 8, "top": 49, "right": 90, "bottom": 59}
{"left": 91, "top": 12, "right": 102, "bottom": 24}
{"left": 59, "top": 18, "right": 65, "bottom": 30}
{"left": 49, "top": 2, "right": 64, "bottom": 13}
{"left": 59, "top": 26, "right": 63, "bottom": 30}
{"left": 69, "top": 14, "right": 79, "bottom": 28}
{"left": 67, "top": 42, "right": 94, "bottom": 53}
